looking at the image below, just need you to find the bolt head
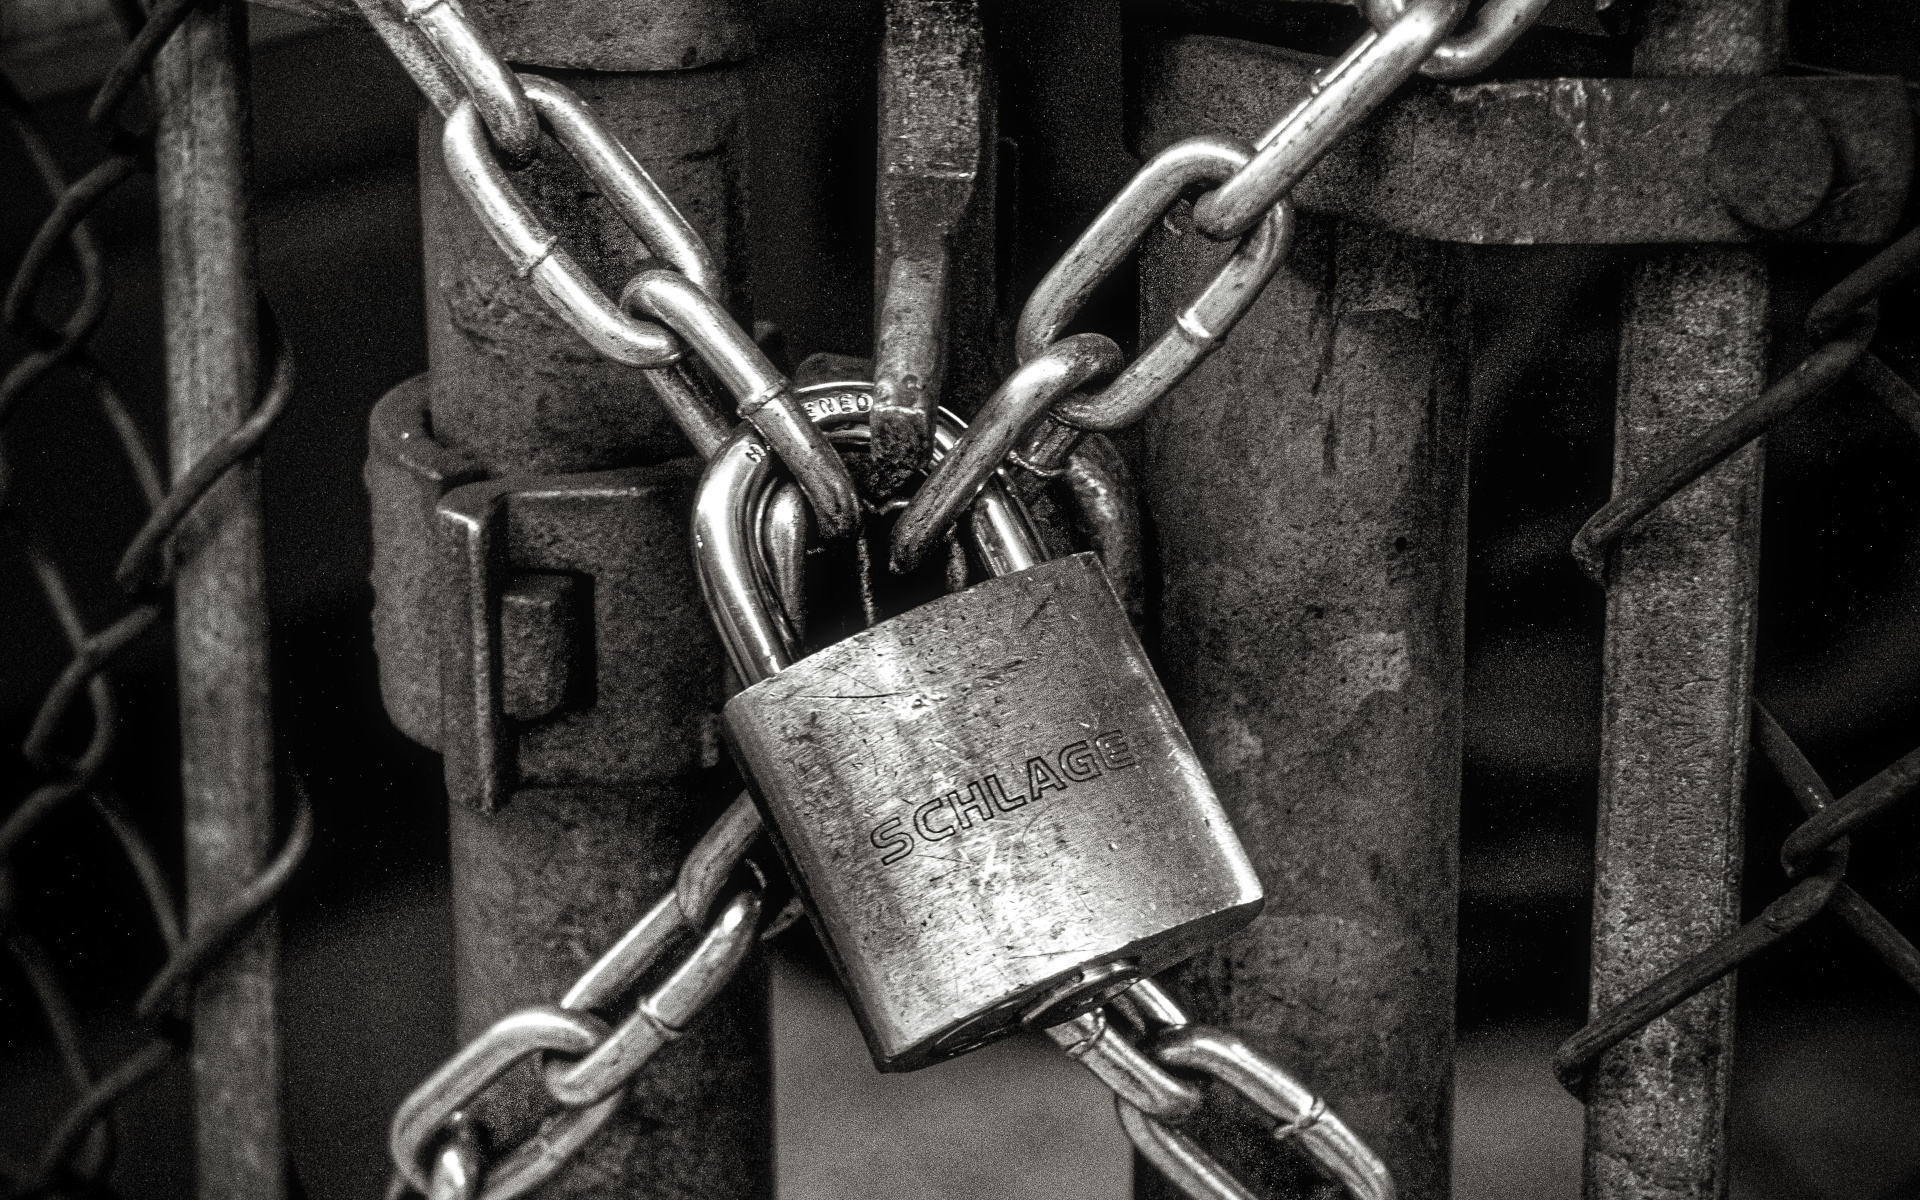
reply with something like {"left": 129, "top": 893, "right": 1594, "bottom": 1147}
{"left": 1708, "top": 89, "right": 1835, "bottom": 233}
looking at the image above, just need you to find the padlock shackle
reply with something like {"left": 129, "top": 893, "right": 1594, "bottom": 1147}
{"left": 693, "top": 384, "right": 1044, "bottom": 688}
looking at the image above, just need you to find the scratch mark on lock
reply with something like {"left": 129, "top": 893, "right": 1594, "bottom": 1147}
{"left": 801, "top": 691, "right": 911, "bottom": 701}
{"left": 977, "top": 839, "right": 1002, "bottom": 880}
{"left": 801, "top": 661, "right": 908, "bottom": 699}
{"left": 1020, "top": 591, "right": 1059, "bottom": 631}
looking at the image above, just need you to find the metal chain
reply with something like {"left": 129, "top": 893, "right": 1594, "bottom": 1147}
{"left": 359, "top": 3, "right": 1555, "bottom": 1195}
{"left": 1046, "top": 978, "right": 1395, "bottom": 1200}
{"left": 1358, "top": 0, "right": 1551, "bottom": 81}
{"left": 379, "top": 359, "right": 842, "bottom": 1200}
{"left": 890, "top": 0, "right": 1545, "bottom": 569}
{"left": 349, "top": 0, "right": 863, "bottom": 539}
{"left": 0, "top": 9, "right": 311, "bottom": 1191}
{"left": 386, "top": 792, "right": 797, "bottom": 1200}
{"left": 1552, "top": 227, "right": 1920, "bottom": 1096}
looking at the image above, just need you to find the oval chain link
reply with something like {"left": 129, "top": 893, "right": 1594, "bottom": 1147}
{"left": 892, "top": 0, "right": 1549, "bottom": 568}
{"left": 1360, "top": 0, "right": 1552, "bottom": 80}
{"left": 396, "top": 0, "right": 539, "bottom": 160}
{"left": 889, "top": 333, "right": 1123, "bottom": 571}
{"left": 1050, "top": 979, "right": 1396, "bottom": 1200}
{"left": 386, "top": 792, "right": 777, "bottom": 1199}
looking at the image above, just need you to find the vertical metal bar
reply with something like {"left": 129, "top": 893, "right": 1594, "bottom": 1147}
{"left": 413, "top": 6, "right": 771, "bottom": 1197}
{"left": 151, "top": 4, "right": 282, "bottom": 1200}
{"left": 872, "top": 0, "right": 994, "bottom": 483}
{"left": 1135, "top": 210, "right": 1469, "bottom": 1195}
{"left": 1583, "top": 4, "right": 1781, "bottom": 1196}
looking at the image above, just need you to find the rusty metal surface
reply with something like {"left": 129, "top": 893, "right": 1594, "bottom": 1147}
{"left": 1132, "top": 170, "right": 1469, "bottom": 1196}
{"left": 418, "top": 67, "right": 750, "bottom": 477}
{"left": 1135, "top": 33, "right": 1910, "bottom": 245}
{"left": 435, "top": 459, "right": 720, "bottom": 812}
{"left": 1579, "top": 6, "right": 1778, "bottom": 1196}
{"left": 1583, "top": 247, "right": 1763, "bottom": 1200}
{"left": 449, "top": 0, "right": 753, "bottom": 74}
{"left": 151, "top": 4, "right": 283, "bottom": 1198}
{"left": 387, "top": 12, "right": 772, "bottom": 1194}
{"left": 871, "top": 0, "right": 995, "bottom": 485}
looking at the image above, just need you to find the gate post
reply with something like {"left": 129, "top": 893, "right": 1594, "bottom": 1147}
{"left": 1132, "top": 51, "right": 1470, "bottom": 1198}
{"left": 377, "top": 2, "right": 772, "bottom": 1195}
{"left": 152, "top": 5, "right": 282, "bottom": 1199}
{"left": 1583, "top": 3, "right": 1779, "bottom": 1197}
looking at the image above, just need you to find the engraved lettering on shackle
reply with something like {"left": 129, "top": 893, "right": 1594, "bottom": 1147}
{"left": 867, "top": 729, "right": 1139, "bottom": 863}
{"left": 801, "top": 390, "right": 871, "bottom": 421}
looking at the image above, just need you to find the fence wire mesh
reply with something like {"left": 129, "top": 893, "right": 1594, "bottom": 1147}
{"left": 0, "top": 3, "right": 306, "bottom": 1194}
{"left": 1555, "top": 224, "right": 1920, "bottom": 1100}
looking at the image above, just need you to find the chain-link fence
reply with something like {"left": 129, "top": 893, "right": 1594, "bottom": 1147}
{"left": 1, "top": 4, "right": 305, "bottom": 1193}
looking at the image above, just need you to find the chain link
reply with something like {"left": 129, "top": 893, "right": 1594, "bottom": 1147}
{"left": 1359, "top": 0, "right": 1552, "bottom": 80}
{"left": 889, "top": 333, "right": 1123, "bottom": 570}
{"left": 890, "top": 0, "right": 1542, "bottom": 569}
{"left": 387, "top": 791, "right": 779, "bottom": 1199}
{"left": 1048, "top": 979, "right": 1396, "bottom": 1200}
{"left": 397, "top": 0, "right": 540, "bottom": 161}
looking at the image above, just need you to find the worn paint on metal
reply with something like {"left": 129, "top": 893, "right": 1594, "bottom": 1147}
{"left": 1135, "top": 34, "right": 1909, "bottom": 246}
{"left": 1583, "top": 3, "right": 1778, "bottom": 1197}
{"left": 1585, "top": 250, "right": 1765, "bottom": 1200}
{"left": 872, "top": 0, "right": 997, "bottom": 485}
{"left": 243, "top": 0, "right": 754, "bottom": 71}
{"left": 1134, "top": 200, "right": 1469, "bottom": 1194}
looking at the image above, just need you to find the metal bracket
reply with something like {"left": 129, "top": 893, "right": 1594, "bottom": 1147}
{"left": 1138, "top": 35, "right": 1913, "bottom": 245}
{"left": 366, "top": 378, "right": 719, "bottom": 812}
{"left": 437, "top": 461, "right": 717, "bottom": 812}
{"left": 366, "top": 377, "right": 484, "bottom": 749}
{"left": 873, "top": 0, "right": 997, "bottom": 485}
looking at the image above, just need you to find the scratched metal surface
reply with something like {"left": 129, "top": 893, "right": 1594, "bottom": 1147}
{"left": 727, "top": 553, "right": 1263, "bottom": 1071}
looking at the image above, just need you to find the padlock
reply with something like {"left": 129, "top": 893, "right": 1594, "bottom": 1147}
{"left": 695, "top": 381, "right": 1263, "bottom": 1071}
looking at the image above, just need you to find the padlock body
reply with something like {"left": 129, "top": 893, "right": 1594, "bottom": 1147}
{"left": 725, "top": 552, "right": 1263, "bottom": 1070}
